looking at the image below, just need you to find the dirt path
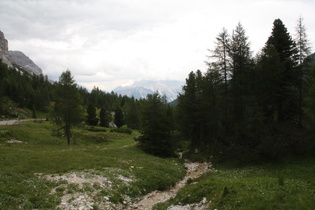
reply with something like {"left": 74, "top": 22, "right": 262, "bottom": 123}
{"left": 0, "top": 119, "right": 41, "bottom": 126}
{"left": 130, "top": 161, "right": 211, "bottom": 209}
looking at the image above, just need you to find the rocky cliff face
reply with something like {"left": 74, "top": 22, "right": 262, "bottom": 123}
{"left": 0, "top": 31, "right": 12, "bottom": 67}
{"left": 0, "top": 30, "right": 43, "bottom": 75}
{"left": 8, "top": 51, "right": 43, "bottom": 75}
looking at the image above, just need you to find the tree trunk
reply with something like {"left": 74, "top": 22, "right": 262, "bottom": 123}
{"left": 65, "top": 123, "right": 71, "bottom": 145}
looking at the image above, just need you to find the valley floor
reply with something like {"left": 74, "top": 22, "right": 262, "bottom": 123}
{"left": 0, "top": 121, "right": 186, "bottom": 209}
{"left": 1, "top": 121, "right": 315, "bottom": 210}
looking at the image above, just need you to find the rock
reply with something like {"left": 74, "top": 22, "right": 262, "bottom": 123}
{"left": 6, "top": 139, "right": 23, "bottom": 143}
{"left": 108, "top": 122, "right": 117, "bottom": 128}
{"left": 0, "top": 31, "right": 12, "bottom": 67}
{"left": 0, "top": 30, "right": 43, "bottom": 75}
{"left": 8, "top": 51, "right": 43, "bottom": 75}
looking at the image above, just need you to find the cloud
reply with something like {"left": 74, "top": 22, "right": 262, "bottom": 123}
{"left": 1, "top": 0, "right": 314, "bottom": 91}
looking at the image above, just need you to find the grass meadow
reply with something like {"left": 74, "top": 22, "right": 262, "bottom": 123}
{"left": 155, "top": 157, "right": 315, "bottom": 209}
{"left": 1, "top": 120, "right": 315, "bottom": 209}
{"left": 0, "top": 121, "right": 186, "bottom": 209}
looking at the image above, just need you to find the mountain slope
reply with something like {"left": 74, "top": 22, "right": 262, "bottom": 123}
{"left": 0, "top": 31, "right": 12, "bottom": 67}
{"left": 8, "top": 51, "right": 43, "bottom": 75}
{"left": 0, "top": 30, "right": 43, "bottom": 75}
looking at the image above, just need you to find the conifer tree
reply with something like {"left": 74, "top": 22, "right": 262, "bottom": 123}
{"left": 207, "top": 28, "right": 230, "bottom": 123}
{"left": 228, "top": 22, "right": 252, "bottom": 123}
{"left": 124, "top": 98, "right": 140, "bottom": 129}
{"left": 114, "top": 107, "right": 124, "bottom": 128}
{"left": 99, "top": 107, "right": 111, "bottom": 127}
{"left": 136, "top": 93, "right": 174, "bottom": 157}
{"left": 52, "top": 70, "right": 84, "bottom": 145}
{"left": 86, "top": 102, "right": 98, "bottom": 126}
{"left": 295, "top": 16, "right": 311, "bottom": 126}
{"left": 266, "top": 19, "right": 298, "bottom": 121}
{"left": 177, "top": 71, "right": 199, "bottom": 152}
{"left": 256, "top": 45, "right": 283, "bottom": 121}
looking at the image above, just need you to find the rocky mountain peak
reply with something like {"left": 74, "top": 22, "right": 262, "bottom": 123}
{"left": 0, "top": 31, "right": 8, "bottom": 51}
{"left": 0, "top": 30, "right": 43, "bottom": 75}
{"left": 8, "top": 51, "right": 43, "bottom": 75}
{"left": 0, "top": 30, "right": 12, "bottom": 66}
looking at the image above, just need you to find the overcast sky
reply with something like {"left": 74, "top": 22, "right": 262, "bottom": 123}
{"left": 1, "top": 0, "right": 314, "bottom": 91}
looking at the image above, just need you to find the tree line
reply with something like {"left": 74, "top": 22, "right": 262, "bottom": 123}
{"left": 0, "top": 62, "right": 52, "bottom": 115}
{"left": 1, "top": 17, "right": 315, "bottom": 162}
{"left": 176, "top": 18, "right": 315, "bottom": 162}
{"left": 0, "top": 61, "right": 148, "bottom": 145}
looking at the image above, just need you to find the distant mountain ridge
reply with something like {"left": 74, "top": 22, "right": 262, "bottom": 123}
{"left": 113, "top": 80, "right": 185, "bottom": 102}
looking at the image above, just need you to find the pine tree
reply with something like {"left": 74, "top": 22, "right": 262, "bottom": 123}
{"left": 52, "top": 70, "right": 84, "bottom": 145}
{"left": 114, "top": 107, "right": 124, "bottom": 128}
{"left": 124, "top": 99, "right": 140, "bottom": 129}
{"left": 99, "top": 107, "right": 111, "bottom": 127}
{"left": 256, "top": 45, "right": 283, "bottom": 121}
{"left": 228, "top": 22, "right": 252, "bottom": 123}
{"left": 266, "top": 19, "right": 298, "bottom": 121}
{"left": 208, "top": 28, "right": 230, "bottom": 86}
{"left": 295, "top": 16, "right": 311, "bottom": 126}
{"left": 207, "top": 28, "right": 230, "bottom": 123}
{"left": 177, "top": 71, "right": 200, "bottom": 152}
{"left": 86, "top": 102, "right": 98, "bottom": 126}
{"left": 136, "top": 93, "right": 174, "bottom": 157}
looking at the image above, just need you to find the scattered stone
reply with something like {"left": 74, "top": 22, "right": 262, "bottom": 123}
{"left": 118, "top": 175, "right": 133, "bottom": 184}
{"left": 6, "top": 139, "right": 24, "bottom": 143}
{"left": 130, "top": 161, "right": 211, "bottom": 209}
{"left": 36, "top": 161, "right": 211, "bottom": 210}
{"left": 44, "top": 171, "right": 108, "bottom": 188}
{"left": 38, "top": 170, "right": 133, "bottom": 210}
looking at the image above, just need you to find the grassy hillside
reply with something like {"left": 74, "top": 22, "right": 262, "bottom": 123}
{"left": 0, "top": 121, "right": 186, "bottom": 209}
{"left": 155, "top": 158, "right": 315, "bottom": 209}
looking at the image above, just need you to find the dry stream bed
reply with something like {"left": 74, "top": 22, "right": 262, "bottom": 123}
{"left": 37, "top": 161, "right": 211, "bottom": 209}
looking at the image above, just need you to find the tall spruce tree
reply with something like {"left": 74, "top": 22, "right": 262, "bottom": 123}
{"left": 295, "top": 16, "right": 311, "bottom": 126}
{"left": 206, "top": 28, "right": 231, "bottom": 124}
{"left": 256, "top": 45, "right": 283, "bottom": 121}
{"left": 136, "top": 93, "right": 174, "bottom": 157}
{"left": 228, "top": 22, "right": 252, "bottom": 123}
{"left": 114, "top": 107, "right": 124, "bottom": 128}
{"left": 207, "top": 28, "right": 230, "bottom": 123}
{"left": 99, "top": 107, "right": 111, "bottom": 127}
{"left": 208, "top": 28, "right": 230, "bottom": 84}
{"left": 86, "top": 102, "right": 98, "bottom": 126}
{"left": 124, "top": 98, "right": 140, "bottom": 129}
{"left": 177, "top": 71, "right": 200, "bottom": 152}
{"left": 52, "top": 70, "right": 84, "bottom": 145}
{"left": 266, "top": 19, "right": 298, "bottom": 121}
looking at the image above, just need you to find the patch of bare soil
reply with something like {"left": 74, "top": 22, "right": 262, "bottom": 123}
{"left": 130, "top": 161, "right": 211, "bottom": 210}
{"left": 44, "top": 172, "right": 108, "bottom": 188}
{"left": 38, "top": 161, "right": 211, "bottom": 210}
{"left": 39, "top": 171, "right": 133, "bottom": 210}
{"left": 6, "top": 139, "right": 25, "bottom": 143}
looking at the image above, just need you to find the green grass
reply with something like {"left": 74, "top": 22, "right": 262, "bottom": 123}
{"left": 155, "top": 158, "right": 315, "bottom": 210}
{"left": 0, "top": 122, "right": 186, "bottom": 209}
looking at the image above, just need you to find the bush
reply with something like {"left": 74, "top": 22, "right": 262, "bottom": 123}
{"left": 111, "top": 126, "right": 132, "bottom": 134}
{"left": 85, "top": 126, "right": 107, "bottom": 132}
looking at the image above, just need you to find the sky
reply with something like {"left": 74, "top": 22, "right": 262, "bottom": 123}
{"left": 0, "top": 0, "right": 315, "bottom": 91}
